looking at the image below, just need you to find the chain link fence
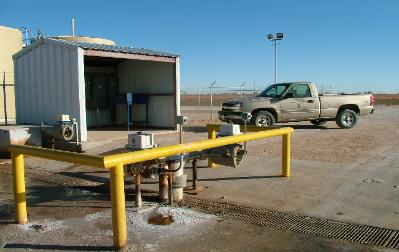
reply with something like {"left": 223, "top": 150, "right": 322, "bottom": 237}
{"left": 0, "top": 72, "right": 16, "bottom": 125}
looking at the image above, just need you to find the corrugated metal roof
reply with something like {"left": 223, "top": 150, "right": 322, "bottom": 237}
{"left": 48, "top": 38, "right": 178, "bottom": 58}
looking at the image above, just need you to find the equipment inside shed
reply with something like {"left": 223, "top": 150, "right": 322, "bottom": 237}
{"left": 83, "top": 56, "right": 176, "bottom": 130}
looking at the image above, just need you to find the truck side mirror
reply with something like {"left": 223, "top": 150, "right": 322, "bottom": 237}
{"left": 284, "top": 93, "right": 294, "bottom": 99}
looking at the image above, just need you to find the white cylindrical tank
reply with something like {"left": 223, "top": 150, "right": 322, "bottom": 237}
{"left": 50, "top": 36, "right": 115, "bottom": 46}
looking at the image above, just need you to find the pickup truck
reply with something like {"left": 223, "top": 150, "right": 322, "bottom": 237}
{"left": 218, "top": 82, "right": 374, "bottom": 129}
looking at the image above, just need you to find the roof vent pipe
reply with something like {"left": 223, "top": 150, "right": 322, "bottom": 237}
{"left": 71, "top": 17, "right": 75, "bottom": 36}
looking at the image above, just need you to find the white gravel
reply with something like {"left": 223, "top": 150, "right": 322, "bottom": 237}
{"left": 126, "top": 205, "right": 219, "bottom": 250}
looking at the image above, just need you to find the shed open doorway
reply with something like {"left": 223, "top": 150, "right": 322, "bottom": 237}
{"left": 83, "top": 55, "right": 178, "bottom": 131}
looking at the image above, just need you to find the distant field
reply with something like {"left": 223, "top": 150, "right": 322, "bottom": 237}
{"left": 181, "top": 93, "right": 399, "bottom": 106}
{"left": 374, "top": 94, "right": 399, "bottom": 105}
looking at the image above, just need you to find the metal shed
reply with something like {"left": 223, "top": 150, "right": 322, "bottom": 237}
{"left": 13, "top": 38, "right": 180, "bottom": 142}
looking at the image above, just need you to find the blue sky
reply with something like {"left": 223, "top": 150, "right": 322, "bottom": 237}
{"left": 1, "top": 0, "right": 398, "bottom": 93}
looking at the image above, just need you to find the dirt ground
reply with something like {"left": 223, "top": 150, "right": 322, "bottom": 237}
{"left": 0, "top": 105, "right": 398, "bottom": 251}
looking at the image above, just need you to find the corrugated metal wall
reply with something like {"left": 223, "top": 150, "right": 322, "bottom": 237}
{"left": 14, "top": 42, "right": 87, "bottom": 141}
{"left": 117, "top": 60, "right": 175, "bottom": 127}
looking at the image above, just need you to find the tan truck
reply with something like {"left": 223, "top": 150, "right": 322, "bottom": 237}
{"left": 218, "top": 82, "right": 374, "bottom": 129}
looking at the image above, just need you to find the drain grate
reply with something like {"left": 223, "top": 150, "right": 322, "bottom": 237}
{"left": 180, "top": 197, "right": 399, "bottom": 249}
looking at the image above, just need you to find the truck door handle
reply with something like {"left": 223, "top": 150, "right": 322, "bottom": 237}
{"left": 307, "top": 100, "right": 314, "bottom": 103}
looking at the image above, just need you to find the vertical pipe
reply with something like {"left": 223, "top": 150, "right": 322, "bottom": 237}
{"left": 172, "top": 158, "right": 184, "bottom": 201}
{"left": 12, "top": 153, "right": 27, "bottom": 224}
{"left": 135, "top": 174, "right": 142, "bottom": 208}
{"left": 110, "top": 164, "right": 127, "bottom": 248}
{"left": 192, "top": 159, "right": 198, "bottom": 190}
{"left": 274, "top": 40, "right": 277, "bottom": 84}
{"left": 282, "top": 133, "right": 291, "bottom": 177}
{"left": 210, "top": 86, "right": 213, "bottom": 120}
{"left": 179, "top": 125, "right": 183, "bottom": 145}
{"left": 25, "top": 29, "right": 28, "bottom": 46}
{"left": 207, "top": 128, "right": 217, "bottom": 168}
{"left": 159, "top": 173, "right": 168, "bottom": 203}
{"left": 168, "top": 172, "right": 173, "bottom": 206}
{"left": 127, "top": 103, "right": 130, "bottom": 131}
{"left": 243, "top": 120, "right": 247, "bottom": 151}
{"left": 71, "top": 17, "right": 75, "bottom": 36}
{"left": 3, "top": 72, "right": 8, "bottom": 125}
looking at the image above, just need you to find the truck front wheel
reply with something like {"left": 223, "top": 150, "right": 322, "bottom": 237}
{"left": 252, "top": 111, "right": 275, "bottom": 127}
{"left": 336, "top": 109, "right": 358, "bottom": 129}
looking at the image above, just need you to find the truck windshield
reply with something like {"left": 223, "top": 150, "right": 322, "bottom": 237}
{"left": 257, "top": 84, "right": 290, "bottom": 98}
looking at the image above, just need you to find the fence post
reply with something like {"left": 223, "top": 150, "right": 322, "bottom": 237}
{"left": 3, "top": 72, "right": 8, "bottom": 125}
{"left": 110, "top": 164, "right": 127, "bottom": 248}
{"left": 198, "top": 89, "right": 201, "bottom": 106}
{"left": 207, "top": 127, "right": 217, "bottom": 168}
{"left": 282, "top": 133, "right": 291, "bottom": 177}
{"left": 12, "top": 152, "right": 27, "bottom": 224}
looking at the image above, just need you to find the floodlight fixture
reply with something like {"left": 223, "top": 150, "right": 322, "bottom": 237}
{"left": 276, "top": 33, "right": 284, "bottom": 39}
{"left": 267, "top": 33, "right": 273, "bottom": 40}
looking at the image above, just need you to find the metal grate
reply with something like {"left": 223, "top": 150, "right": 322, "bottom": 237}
{"left": 180, "top": 197, "right": 399, "bottom": 249}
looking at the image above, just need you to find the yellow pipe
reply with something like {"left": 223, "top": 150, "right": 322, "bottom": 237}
{"left": 207, "top": 127, "right": 217, "bottom": 168}
{"left": 9, "top": 145, "right": 104, "bottom": 168}
{"left": 104, "top": 127, "right": 294, "bottom": 169}
{"left": 110, "top": 164, "right": 127, "bottom": 248}
{"left": 282, "top": 133, "right": 291, "bottom": 177}
{"left": 12, "top": 153, "right": 27, "bottom": 224}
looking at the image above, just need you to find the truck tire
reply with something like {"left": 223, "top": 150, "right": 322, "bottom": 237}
{"left": 336, "top": 109, "right": 358, "bottom": 129}
{"left": 252, "top": 111, "right": 275, "bottom": 127}
{"left": 310, "top": 120, "right": 327, "bottom": 126}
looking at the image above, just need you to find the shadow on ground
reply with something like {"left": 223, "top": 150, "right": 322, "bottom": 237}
{"left": 0, "top": 184, "right": 109, "bottom": 224}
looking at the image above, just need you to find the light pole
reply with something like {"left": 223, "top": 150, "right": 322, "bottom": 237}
{"left": 267, "top": 33, "right": 284, "bottom": 84}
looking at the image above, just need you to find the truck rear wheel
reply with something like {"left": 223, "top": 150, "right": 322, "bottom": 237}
{"left": 336, "top": 109, "right": 358, "bottom": 129}
{"left": 310, "top": 120, "right": 327, "bottom": 126}
{"left": 252, "top": 111, "right": 275, "bottom": 127}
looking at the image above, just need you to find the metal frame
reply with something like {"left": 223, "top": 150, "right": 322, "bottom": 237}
{"left": 8, "top": 126, "right": 293, "bottom": 249}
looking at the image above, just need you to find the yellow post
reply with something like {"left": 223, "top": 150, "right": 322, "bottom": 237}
{"left": 110, "top": 164, "right": 127, "bottom": 248}
{"left": 282, "top": 133, "right": 291, "bottom": 177}
{"left": 11, "top": 152, "right": 27, "bottom": 224}
{"left": 207, "top": 128, "right": 217, "bottom": 168}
